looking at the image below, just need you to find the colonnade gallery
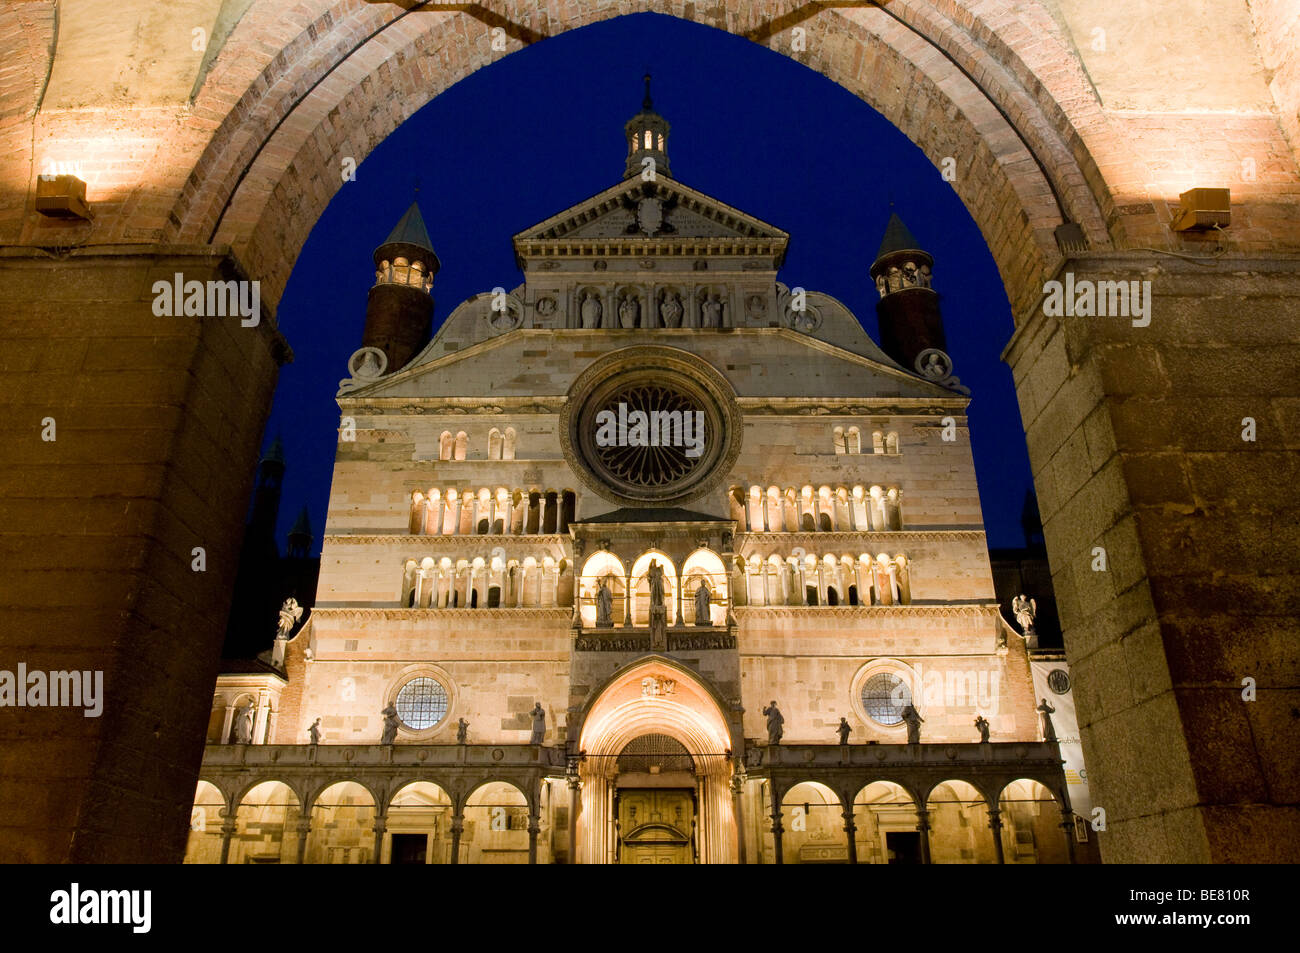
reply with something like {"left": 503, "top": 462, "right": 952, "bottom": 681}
{"left": 189, "top": 91, "right": 1083, "bottom": 864}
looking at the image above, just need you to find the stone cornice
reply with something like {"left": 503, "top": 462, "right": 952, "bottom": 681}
{"left": 322, "top": 534, "right": 570, "bottom": 546}
{"left": 732, "top": 604, "right": 1001, "bottom": 618}
{"left": 736, "top": 530, "right": 986, "bottom": 545}
{"left": 310, "top": 607, "right": 575, "bottom": 621}
{"left": 337, "top": 396, "right": 565, "bottom": 414}
{"left": 736, "top": 397, "right": 967, "bottom": 415}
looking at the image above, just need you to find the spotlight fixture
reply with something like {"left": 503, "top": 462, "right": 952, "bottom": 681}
{"left": 35, "top": 173, "right": 92, "bottom": 221}
{"left": 1172, "top": 187, "right": 1230, "bottom": 232}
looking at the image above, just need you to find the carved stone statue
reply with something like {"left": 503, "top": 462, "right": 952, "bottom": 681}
{"left": 595, "top": 577, "right": 614, "bottom": 628}
{"left": 901, "top": 704, "right": 924, "bottom": 744}
{"left": 974, "top": 714, "right": 990, "bottom": 743}
{"left": 701, "top": 293, "right": 722, "bottom": 328}
{"left": 380, "top": 704, "right": 400, "bottom": 745}
{"left": 837, "top": 717, "right": 852, "bottom": 745}
{"left": 232, "top": 700, "right": 255, "bottom": 744}
{"left": 1013, "top": 593, "right": 1039, "bottom": 648}
{"left": 529, "top": 702, "right": 546, "bottom": 744}
{"left": 647, "top": 560, "right": 665, "bottom": 610}
{"left": 1012, "top": 594, "right": 1037, "bottom": 635}
{"left": 580, "top": 291, "right": 601, "bottom": 329}
{"left": 659, "top": 291, "right": 683, "bottom": 328}
{"left": 1037, "top": 698, "right": 1057, "bottom": 743}
{"left": 456, "top": 717, "right": 469, "bottom": 744}
{"left": 694, "top": 580, "right": 711, "bottom": 626}
{"left": 618, "top": 294, "right": 639, "bottom": 329}
{"left": 308, "top": 717, "right": 321, "bottom": 745}
{"left": 277, "top": 597, "right": 302, "bottom": 640}
{"left": 762, "top": 701, "right": 784, "bottom": 745}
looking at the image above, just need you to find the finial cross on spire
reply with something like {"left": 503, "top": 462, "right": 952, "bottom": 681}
{"left": 643, "top": 72, "right": 653, "bottom": 110}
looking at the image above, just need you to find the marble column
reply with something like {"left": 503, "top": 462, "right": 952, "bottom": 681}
{"left": 988, "top": 806, "right": 1006, "bottom": 864}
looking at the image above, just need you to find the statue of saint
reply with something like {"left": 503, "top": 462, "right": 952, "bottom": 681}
{"left": 647, "top": 560, "right": 665, "bottom": 611}
{"left": 974, "top": 714, "right": 990, "bottom": 743}
{"left": 660, "top": 292, "right": 683, "bottom": 328}
{"left": 456, "top": 717, "right": 469, "bottom": 744}
{"left": 232, "top": 700, "right": 255, "bottom": 744}
{"left": 529, "top": 702, "right": 546, "bottom": 744}
{"left": 1012, "top": 594, "right": 1037, "bottom": 634}
{"left": 1037, "top": 698, "right": 1057, "bottom": 743}
{"left": 380, "top": 704, "right": 400, "bottom": 745}
{"left": 836, "top": 717, "right": 852, "bottom": 745}
{"left": 277, "top": 597, "right": 302, "bottom": 640}
{"left": 762, "top": 701, "right": 784, "bottom": 745}
{"left": 901, "top": 704, "right": 924, "bottom": 744}
{"left": 595, "top": 578, "right": 614, "bottom": 628}
{"left": 701, "top": 294, "right": 722, "bottom": 328}
{"left": 580, "top": 291, "right": 601, "bottom": 329}
{"left": 618, "top": 294, "right": 639, "bottom": 329}
{"left": 694, "top": 580, "right": 711, "bottom": 626}
{"left": 308, "top": 717, "right": 321, "bottom": 745}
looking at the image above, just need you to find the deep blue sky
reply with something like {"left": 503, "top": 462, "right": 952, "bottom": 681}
{"left": 259, "top": 12, "right": 1033, "bottom": 552}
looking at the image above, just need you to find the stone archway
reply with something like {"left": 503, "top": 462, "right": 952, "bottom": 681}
{"left": 575, "top": 656, "right": 736, "bottom": 864}
{"left": 1, "top": 1, "right": 1297, "bottom": 863}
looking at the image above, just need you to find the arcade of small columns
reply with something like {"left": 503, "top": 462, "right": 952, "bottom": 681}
{"left": 209, "top": 683, "right": 282, "bottom": 745}
{"left": 398, "top": 546, "right": 914, "bottom": 617}
{"left": 730, "top": 484, "right": 905, "bottom": 533}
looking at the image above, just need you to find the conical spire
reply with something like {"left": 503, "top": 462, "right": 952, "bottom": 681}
{"left": 261, "top": 434, "right": 285, "bottom": 466}
{"left": 288, "top": 505, "right": 312, "bottom": 539}
{"left": 875, "top": 212, "right": 924, "bottom": 260}
{"left": 624, "top": 73, "right": 671, "bottom": 179}
{"left": 384, "top": 201, "right": 434, "bottom": 251}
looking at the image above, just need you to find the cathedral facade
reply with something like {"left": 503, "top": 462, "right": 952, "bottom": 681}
{"left": 190, "top": 84, "right": 1078, "bottom": 865}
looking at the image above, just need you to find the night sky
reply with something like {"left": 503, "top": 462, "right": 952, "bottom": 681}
{"left": 258, "top": 12, "right": 1033, "bottom": 554}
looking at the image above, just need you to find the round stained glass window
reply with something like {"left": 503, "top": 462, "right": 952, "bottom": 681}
{"left": 861, "top": 672, "right": 911, "bottom": 726}
{"left": 395, "top": 677, "right": 448, "bottom": 730}
{"left": 562, "top": 347, "right": 742, "bottom": 507}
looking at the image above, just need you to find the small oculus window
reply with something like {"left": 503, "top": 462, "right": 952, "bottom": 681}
{"left": 395, "top": 677, "right": 448, "bottom": 730}
{"left": 861, "top": 672, "right": 911, "bottom": 726}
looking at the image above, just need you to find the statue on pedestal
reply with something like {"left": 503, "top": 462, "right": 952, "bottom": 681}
{"left": 901, "top": 704, "right": 924, "bottom": 744}
{"left": 595, "top": 578, "right": 614, "bottom": 628}
{"left": 529, "top": 702, "right": 546, "bottom": 744}
{"left": 1012, "top": 594, "right": 1038, "bottom": 647}
{"left": 308, "top": 717, "right": 321, "bottom": 745}
{"left": 647, "top": 560, "right": 667, "bottom": 650}
{"left": 836, "top": 717, "right": 852, "bottom": 745}
{"left": 974, "top": 714, "right": 990, "bottom": 743}
{"left": 232, "top": 700, "right": 255, "bottom": 744}
{"left": 580, "top": 291, "right": 601, "bottom": 329}
{"left": 694, "top": 580, "right": 711, "bottom": 626}
{"left": 762, "top": 701, "right": 784, "bottom": 745}
{"left": 1037, "top": 698, "right": 1057, "bottom": 743}
{"left": 456, "top": 717, "right": 469, "bottom": 744}
{"left": 701, "top": 294, "right": 723, "bottom": 328}
{"left": 660, "top": 291, "right": 683, "bottom": 328}
{"left": 618, "top": 294, "right": 639, "bottom": 329}
{"left": 380, "top": 704, "right": 400, "bottom": 745}
{"left": 277, "top": 597, "right": 303, "bottom": 640}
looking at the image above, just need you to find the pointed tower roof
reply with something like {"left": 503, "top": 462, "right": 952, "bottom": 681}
{"left": 385, "top": 201, "right": 433, "bottom": 249}
{"left": 373, "top": 201, "right": 441, "bottom": 272}
{"left": 875, "top": 212, "right": 924, "bottom": 260}
{"left": 289, "top": 505, "right": 312, "bottom": 538}
{"left": 260, "top": 434, "right": 285, "bottom": 466}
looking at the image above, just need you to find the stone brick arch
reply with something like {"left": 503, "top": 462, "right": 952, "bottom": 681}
{"left": 160, "top": 1, "right": 1126, "bottom": 314}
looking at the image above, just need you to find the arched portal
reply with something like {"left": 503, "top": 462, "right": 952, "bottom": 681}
{"left": 576, "top": 658, "right": 735, "bottom": 864}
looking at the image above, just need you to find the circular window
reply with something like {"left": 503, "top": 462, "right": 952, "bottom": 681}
{"left": 861, "top": 672, "right": 911, "bottom": 726}
{"left": 394, "top": 677, "right": 448, "bottom": 730}
{"left": 562, "top": 347, "right": 741, "bottom": 506}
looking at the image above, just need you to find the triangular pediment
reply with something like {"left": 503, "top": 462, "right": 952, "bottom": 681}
{"left": 339, "top": 330, "right": 960, "bottom": 406}
{"left": 513, "top": 176, "right": 789, "bottom": 248}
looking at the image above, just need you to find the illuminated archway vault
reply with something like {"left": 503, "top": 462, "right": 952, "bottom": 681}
{"left": 576, "top": 656, "right": 736, "bottom": 864}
